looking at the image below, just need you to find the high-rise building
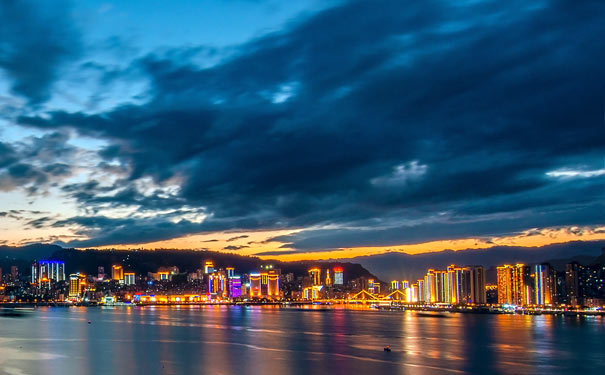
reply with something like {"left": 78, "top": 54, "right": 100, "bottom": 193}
{"left": 112, "top": 265, "right": 124, "bottom": 282}
{"left": 333, "top": 267, "right": 344, "bottom": 285}
{"left": 98, "top": 266, "right": 105, "bottom": 280}
{"left": 204, "top": 261, "right": 215, "bottom": 274}
{"left": 446, "top": 265, "right": 471, "bottom": 304}
{"left": 401, "top": 280, "right": 409, "bottom": 290}
{"left": 533, "top": 264, "right": 552, "bottom": 306}
{"left": 267, "top": 270, "right": 280, "bottom": 298}
{"left": 69, "top": 273, "right": 86, "bottom": 298}
{"left": 325, "top": 269, "right": 332, "bottom": 286}
{"left": 249, "top": 273, "right": 262, "bottom": 298}
{"left": 469, "top": 266, "right": 486, "bottom": 305}
{"left": 309, "top": 268, "right": 321, "bottom": 286}
{"left": 391, "top": 280, "right": 399, "bottom": 291}
{"left": 11, "top": 266, "right": 18, "bottom": 281}
{"left": 226, "top": 267, "right": 234, "bottom": 278}
{"left": 34, "top": 261, "right": 65, "bottom": 286}
{"left": 124, "top": 272, "right": 136, "bottom": 286}
{"left": 565, "top": 262, "right": 584, "bottom": 306}
{"left": 497, "top": 264, "right": 531, "bottom": 305}
{"left": 229, "top": 276, "right": 242, "bottom": 298}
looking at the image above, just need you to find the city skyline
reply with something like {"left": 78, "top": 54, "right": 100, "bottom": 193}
{"left": 1, "top": 1, "right": 604, "bottom": 264}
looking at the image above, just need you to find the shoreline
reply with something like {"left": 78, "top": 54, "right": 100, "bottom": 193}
{"left": 1, "top": 302, "right": 603, "bottom": 316}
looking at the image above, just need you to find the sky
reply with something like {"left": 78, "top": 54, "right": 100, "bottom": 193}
{"left": 0, "top": 0, "right": 603, "bottom": 261}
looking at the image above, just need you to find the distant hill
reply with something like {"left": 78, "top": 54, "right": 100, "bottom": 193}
{"left": 342, "top": 241, "right": 605, "bottom": 282}
{"left": 0, "top": 245, "right": 378, "bottom": 283}
{"left": 0, "top": 243, "right": 63, "bottom": 261}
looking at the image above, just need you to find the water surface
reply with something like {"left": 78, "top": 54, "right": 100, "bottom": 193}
{"left": 0, "top": 306, "right": 603, "bottom": 375}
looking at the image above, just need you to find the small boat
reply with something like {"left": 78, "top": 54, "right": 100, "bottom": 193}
{"left": 384, "top": 345, "right": 391, "bottom": 352}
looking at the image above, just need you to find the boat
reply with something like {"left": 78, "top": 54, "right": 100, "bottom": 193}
{"left": 384, "top": 346, "right": 391, "bottom": 352}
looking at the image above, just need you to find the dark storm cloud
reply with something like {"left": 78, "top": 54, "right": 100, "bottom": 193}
{"left": 0, "top": 132, "right": 76, "bottom": 192}
{"left": 0, "top": 0, "right": 80, "bottom": 104}
{"left": 16, "top": 0, "right": 605, "bottom": 248}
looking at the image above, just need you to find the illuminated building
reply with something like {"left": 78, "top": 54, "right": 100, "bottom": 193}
{"left": 424, "top": 270, "right": 436, "bottom": 302}
{"left": 309, "top": 268, "right": 321, "bottom": 286}
{"left": 533, "top": 264, "right": 552, "bottom": 306}
{"left": 325, "top": 269, "right": 332, "bottom": 286}
{"left": 497, "top": 266, "right": 513, "bottom": 304}
{"left": 229, "top": 276, "right": 242, "bottom": 298}
{"left": 112, "top": 265, "right": 124, "bottom": 282}
{"left": 204, "top": 261, "right": 215, "bottom": 274}
{"left": 32, "top": 261, "right": 66, "bottom": 287}
{"left": 303, "top": 285, "right": 323, "bottom": 300}
{"left": 401, "top": 280, "right": 409, "bottom": 290}
{"left": 226, "top": 267, "right": 234, "bottom": 278}
{"left": 208, "top": 270, "right": 227, "bottom": 297}
{"left": 565, "top": 262, "right": 584, "bottom": 306}
{"left": 334, "top": 267, "right": 344, "bottom": 285}
{"left": 249, "top": 273, "right": 261, "bottom": 298}
{"left": 31, "top": 263, "right": 37, "bottom": 284}
{"left": 124, "top": 272, "right": 136, "bottom": 286}
{"left": 267, "top": 271, "right": 280, "bottom": 297}
{"left": 69, "top": 273, "right": 86, "bottom": 298}
{"left": 98, "top": 266, "right": 105, "bottom": 280}
{"left": 417, "top": 279, "right": 425, "bottom": 302}
{"left": 367, "top": 279, "right": 375, "bottom": 293}
{"left": 497, "top": 264, "right": 531, "bottom": 305}
{"left": 469, "top": 266, "right": 486, "bottom": 304}
{"left": 412, "top": 283, "right": 420, "bottom": 302}
{"left": 391, "top": 280, "right": 399, "bottom": 291}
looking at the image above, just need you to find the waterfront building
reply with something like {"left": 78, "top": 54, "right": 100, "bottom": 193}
{"left": 229, "top": 276, "right": 242, "bottom": 298}
{"left": 249, "top": 273, "right": 262, "bottom": 298}
{"left": 497, "top": 264, "right": 531, "bottom": 305}
{"left": 69, "top": 273, "right": 86, "bottom": 298}
{"left": 469, "top": 266, "right": 486, "bottom": 304}
{"left": 325, "top": 269, "right": 332, "bottom": 286}
{"left": 391, "top": 280, "right": 399, "bottom": 291}
{"left": 207, "top": 269, "right": 231, "bottom": 298}
{"left": 401, "top": 280, "right": 409, "bottom": 290}
{"left": 533, "top": 264, "right": 553, "bottom": 306}
{"left": 565, "top": 262, "right": 584, "bottom": 306}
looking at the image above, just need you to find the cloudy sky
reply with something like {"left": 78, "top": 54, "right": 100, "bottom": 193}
{"left": 1, "top": 0, "right": 603, "bottom": 261}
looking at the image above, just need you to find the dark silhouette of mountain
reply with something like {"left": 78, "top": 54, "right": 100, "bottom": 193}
{"left": 0, "top": 246, "right": 377, "bottom": 282}
{"left": 343, "top": 240, "right": 605, "bottom": 282}
{"left": 0, "top": 244, "right": 63, "bottom": 261}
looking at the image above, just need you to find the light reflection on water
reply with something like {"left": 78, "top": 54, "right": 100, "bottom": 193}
{"left": 0, "top": 306, "right": 603, "bottom": 375}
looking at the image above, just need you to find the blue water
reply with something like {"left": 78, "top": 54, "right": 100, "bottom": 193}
{"left": 0, "top": 306, "right": 603, "bottom": 374}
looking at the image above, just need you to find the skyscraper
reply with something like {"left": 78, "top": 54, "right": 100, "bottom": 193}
{"left": 309, "top": 268, "right": 321, "bottom": 286}
{"left": 497, "top": 264, "right": 531, "bottom": 305}
{"left": 124, "top": 272, "right": 136, "bottom": 286}
{"left": 112, "top": 265, "right": 124, "bottom": 282}
{"left": 533, "top": 264, "right": 552, "bottom": 306}
{"left": 565, "top": 262, "right": 584, "bottom": 306}
{"left": 69, "top": 273, "right": 85, "bottom": 299}
{"left": 469, "top": 266, "right": 486, "bottom": 304}
{"left": 333, "top": 267, "right": 344, "bottom": 285}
